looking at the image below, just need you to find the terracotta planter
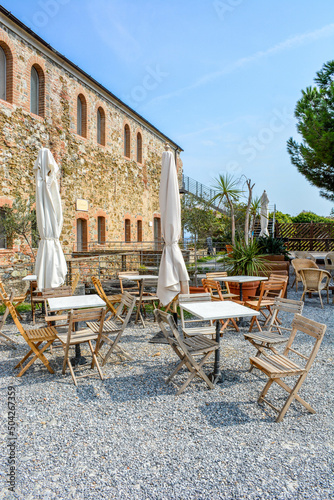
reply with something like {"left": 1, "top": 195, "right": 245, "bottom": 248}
{"left": 263, "top": 254, "right": 285, "bottom": 261}
{"left": 229, "top": 280, "right": 260, "bottom": 301}
{"left": 189, "top": 286, "right": 206, "bottom": 294}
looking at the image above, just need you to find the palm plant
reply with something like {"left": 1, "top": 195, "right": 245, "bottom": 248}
{"left": 226, "top": 239, "right": 270, "bottom": 276}
{"left": 249, "top": 196, "right": 261, "bottom": 241}
{"left": 210, "top": 174, "right": 242, "bottom": 245}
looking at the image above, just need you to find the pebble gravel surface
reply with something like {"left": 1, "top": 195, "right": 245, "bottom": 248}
{"left": 0, "top": 281, "right": 333, "bottom": 500}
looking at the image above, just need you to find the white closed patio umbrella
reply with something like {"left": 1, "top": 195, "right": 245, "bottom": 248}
{"left": 157, "top": 146, "right": 189, "bottom": 306}
{"left": 259, "top": 190, "right": 270, "bottom": 237}
{"left": 34, "top": 148, "right": 67, "bottom": 290}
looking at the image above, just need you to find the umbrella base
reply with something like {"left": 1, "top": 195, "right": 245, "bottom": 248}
{"left": 71, "top": 355, "right": 88, "bottom": 366}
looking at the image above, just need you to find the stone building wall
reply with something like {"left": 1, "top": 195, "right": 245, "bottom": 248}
{"left": 0, "top": 9, "right": 182, "bottom": 267}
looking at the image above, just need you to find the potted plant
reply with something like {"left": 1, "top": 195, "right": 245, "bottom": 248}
{"left": 257, "top": 235, "right": 290, "bottom": 261}
{"left": 225, "top": 239, "right": 271, "bottom": 300}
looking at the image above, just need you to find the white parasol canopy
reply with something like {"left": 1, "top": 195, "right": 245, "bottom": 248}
{"left": 157, "top": 148, "right": 189, "bottom": 306}
{"left": 34, "top": 148, "right": 67, "bottom": 290}
{"left": 259, "top": 190, "right": 270, "bottom": 237}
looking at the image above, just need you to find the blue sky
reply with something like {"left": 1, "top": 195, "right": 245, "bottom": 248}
{"left": 3, "top": 0, "right": 334, "bottom": 215}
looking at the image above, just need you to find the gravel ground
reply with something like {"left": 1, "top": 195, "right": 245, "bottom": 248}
{"left": 0, "top": 280, "right": 333, "bottom": 500}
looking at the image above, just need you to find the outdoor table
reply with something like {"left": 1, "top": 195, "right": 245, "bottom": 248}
{"left": 214, "top": 275, "right": 268, "bottom": 301}
{"left": 121, "top": 274, "right": 159, "bottom": 324}
{"left": 48, "top": 294, "right": 106, "bottom": 365}
{"left": 180, "top": 300, "right": 260, "bottom": 384}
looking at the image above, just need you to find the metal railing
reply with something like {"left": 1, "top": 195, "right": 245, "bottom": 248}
{"left": 181, "top": 175, "right": 226, "bottom": 213}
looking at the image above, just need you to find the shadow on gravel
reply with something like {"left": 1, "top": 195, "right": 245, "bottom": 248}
{"left": 199, "top": 400, "right": 273, "bottom": 426}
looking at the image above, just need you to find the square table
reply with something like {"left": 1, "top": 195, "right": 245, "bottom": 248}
{"left": 214, "top": 275, "right": 268, "bottom": 301}
{"left": 120, "top": 275, "right": 159, "bottom": 324}
{"left": 48, "top": 294, "right": 106, "bottom": 365}
{"left": 180, "top": 300, "right": 260, "bottom": 384}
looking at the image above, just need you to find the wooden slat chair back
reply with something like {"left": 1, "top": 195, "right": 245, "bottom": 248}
{"left": 0, "top": 279, "right": 28, "bottom": 321}
{"left": 71, "top": 271, "right": 80, "bottom": 295}
{"left": 201, "top": 279, "right": 239, "bottom": 332}
{"left": 87, "top": 291, "right": 136, "bottom": 365}
{"left": 0, "top": 290, "right": 57, "bottom": 376}
{"left": 42, "top": 286, "right": 73, "bottom": 327}
{"left": 291, "top": 259, "right": 318, "bottom": 291}
{"left": 91, "top": 276, "right": 119, "bottom": 317}
{"left": 118, "top": 271, "right": 140, "bottom": 295}
{"left": 179, "top": 293, "right": 216, "bottom": 338}
{"left": 250, "top": 314, "right": 326, "bottom": 422}
{"left": 244, "top": 280, "right": 286, "bottom": 333}
{"left": 0, "top": 290, "right": 18, "bottom": 348}
{"left": 135, "top": 278, "right": 160, "bottom": 327}
{"left": 154, "top": 309, "right": 219, "bottom": 395}
{"left": 205, "top": 272, "right": 238, "bottom": 298}
{"left": 32, "top": 285, "right": 72, "bottom": 324}
{"left": 299, "top": 268, "right": 331, "bottom": 309}
{"left": 55, "top": 307, "right": 106, "bottom": 386}
{"left": 244, "top": 297, "right": 304, "bottom": 371}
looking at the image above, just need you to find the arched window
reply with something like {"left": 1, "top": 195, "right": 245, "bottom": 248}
{"left": 0, "top": 208, "right": 6, "bottom": 249}
{"left": 137, "top": 220, "right": 142, "bottom": 242}
{"left": 97, "top": 107, "right": 105, "bottom": 146}
{"left": 97, "top": 216, "right": 106, "bottom": 244}
{"left": 77, "top": 218, "right": 88, "bottom": 251}
{"left": 30, "top": 66, "right": 39, "bottom": 115}
{"left": 30, "top": 64, "right": 44, "bottom": 117}
{"left": 77, "top": 94, "right": 87, "bottom": 137}
{"left": 125, "top": 218, "right": 131, "bottom": 242}
{"left": 137, "top": 132, "right": 142, "bottom": 163}
{"left": 124, "top": 124, "right": 130, "bottom": 158}
{"left": 0, "top": 43, "right": 13, "bottom": 104}
{"left": 0, "top": 47, "right": 6, "bottom": 101}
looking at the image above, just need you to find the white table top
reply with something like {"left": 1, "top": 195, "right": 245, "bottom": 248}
{"left": 48, "top": 294, "right": 106, "bottom": 312}
{"left": 22, "top": 274, "right": 37, "bottom": 281}
{"left": 121, "top": 274, "right": 158, "bottom": 281}
{"left": 215, "top": 275, "right": 268, "bottom": 284}
{"left": 180, "top": 300, "right": 259, "bottom": 321}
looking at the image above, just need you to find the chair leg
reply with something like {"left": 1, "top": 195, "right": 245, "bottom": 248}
{"left": 17, "top": 341, "right": 54, "bottom": 377}
{"left": 318, "top": 292, "right": 323, "bottom": 309}
{"left": 258, "top": 378, "right": 274, "bottom": 403}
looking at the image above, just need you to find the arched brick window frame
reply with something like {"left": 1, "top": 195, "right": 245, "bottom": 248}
{"left": 0, "top": 197, "right": 13, "bottom": 249}
{"left": 77, "top": 93, "right": 88, "bottom": 138}
{"left": 124, "top": 123, "right": 131, "bottom": 158}
{"left": 75, "top": 212, "right": 89, "bottom": 252}
{"left": 124, "top": 217, "right": 131, "bottom": 242}
{"left": 0, "top": 39, "right": 14, "bottom": 104}
{"left": 137, "top": 218, "right": 143, "bottom": 242}
{"left": 97, "top": 215, "right": 106, "bottom": 244}
{"left": 97, "top": 106, "right": 106, "bottom": 146}
{"left": 136, "top": 131, "right": 143, "bottom": 163}
{"left": 29, "top": 63, "right": 45, "bottom": 117}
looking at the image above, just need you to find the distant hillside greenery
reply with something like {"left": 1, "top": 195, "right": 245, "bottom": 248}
{"left": 270, "top": 211, "right": 334, "bottom": 224}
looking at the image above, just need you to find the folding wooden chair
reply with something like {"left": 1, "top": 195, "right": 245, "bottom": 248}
{"left": 42, "top": 286, "right": 73, "bottom": 328}
{"left": 87, "top": 291, "right": 136, "bottom": 365}
{"left": 0, "top": 291, "right": 57, "bottom": 376}
{"left": 206, "top": 272, "right": 238, "bottom": 299}
{"left": 56, "top": 307, "right": 106, "bottom": 386}
{"left": 202, "top": 279, "right": 239, "bottom": 332}
{"left": 179, "top": 293, "right": 216, "bottom": 338}
{"left": 250, "top": 314, "right": 326, "bottom": 422}
{"left": 135, "top": 278, "right": 160, "bottom": 326}
{"left": 70, "top": 271, "right": 80, "bottom": 295}
{"left": 244, "top": 297, "right": 304, "bottom": 372}
{"left": 154, "top": 309, "right": 219, "bottom": 395}
{"left": 118, "top": 271, "right": 141, "bottom": 295}
{"left": 244, "top": 280, "right": 286, "bottom": 332}
{"left": 0, "top": 290, "right": 18, "bottom": 348}
{"left": 32, "top": 285, "right": 72, "bottom": 324}
{"left": 91, "top": 276, "right": 122, "bottom": 318}
{"left": 0, "top": 279, "right": 28, "bottom": 321}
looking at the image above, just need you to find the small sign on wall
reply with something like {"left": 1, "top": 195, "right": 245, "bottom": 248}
{"left": 76, "top": 199, "right": 89, "bottom": 211}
